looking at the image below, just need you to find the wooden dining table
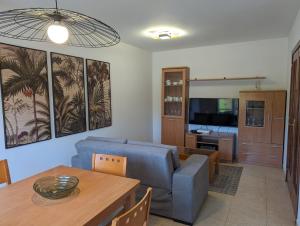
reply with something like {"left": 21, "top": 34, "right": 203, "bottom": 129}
{"left": 0, "top": 165, "right": 140, "bottom": 226}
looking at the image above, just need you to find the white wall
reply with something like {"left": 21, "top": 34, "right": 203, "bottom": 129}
{"left": 288, "top": 8, "right": 300, "bottom": 226}
{"left": 152, "top": 38, "right": 289, "bottom": 158}
{"left": 0, "top": 38, "right": 152, "bottom": 182}
{"left": 289, "top": 10, "right": 300, "bottom": 52}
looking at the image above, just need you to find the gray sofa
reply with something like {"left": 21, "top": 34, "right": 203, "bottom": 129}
{"left": 71, "top": 137, "right": 208, "bottom": 225}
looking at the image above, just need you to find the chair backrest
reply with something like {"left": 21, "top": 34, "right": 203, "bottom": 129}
{"left": 92, "top": 153, "right": 127, "bottom": 177}
{"left": 0, "top": 159, "right": 11, "bottom": 185}
{"left": 112, "top": 187, "right": 152, "bottom": 226}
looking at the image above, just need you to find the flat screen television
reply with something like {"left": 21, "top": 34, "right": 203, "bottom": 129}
{"left": 189, "top": 98, "right": 239, "bottom": 127}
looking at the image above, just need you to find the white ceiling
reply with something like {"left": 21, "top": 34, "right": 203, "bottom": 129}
{"left": 1, "top": 0, "right": 300, "bottom": 51}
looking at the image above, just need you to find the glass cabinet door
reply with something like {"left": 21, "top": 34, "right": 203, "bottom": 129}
{"left": 163, "top": 72, "right": 183, "bottom": 116}
{"left": 245, "top": 100, "right": 265, "bottom": 127}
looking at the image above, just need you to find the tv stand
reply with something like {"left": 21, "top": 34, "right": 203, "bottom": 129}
{"left": 190, "top": 129, "right": 211, "bottom": 134}
{"left": 185, "top": 132, "right": 235, "bottom": 162}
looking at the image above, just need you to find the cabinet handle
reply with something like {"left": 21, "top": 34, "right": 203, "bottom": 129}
{"left": 272, "top": 145, "right": 281, "bottom": 148}
{"left": 222, "top": 138, "right": 232, "bottom": 141}
{"left": 242, "top": 142, "right": 252, "bottom": 145}
{"left": 273, "top": 117, "right": 284, "bottom": 120}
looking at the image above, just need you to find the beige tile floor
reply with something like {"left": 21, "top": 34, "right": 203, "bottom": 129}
{"left": 149, "top": 164, "right": 296, "bottom": 226}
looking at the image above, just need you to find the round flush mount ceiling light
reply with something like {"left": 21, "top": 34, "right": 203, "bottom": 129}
{"left": 143, "top": 26, "right": 186, "bottom": 40}
{"left": 158, "top": 33, "right": 171, "bottom": 40}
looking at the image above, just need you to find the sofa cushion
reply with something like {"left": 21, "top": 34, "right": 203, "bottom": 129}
{"left": 86, "top": 136, "right": 127, "bottom": 144}
{"left": 127, "top": 140, "right": 180, "bottom": 169}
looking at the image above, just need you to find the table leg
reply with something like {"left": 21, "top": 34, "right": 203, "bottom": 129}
{"left": 124, "top": 190, "right": 136, "bottom": 211}
{"left": 215, "top": 153, "right": 220, "bottom": 174}
{"left": 95, "top": 190, "right": 137, "bottom": 225}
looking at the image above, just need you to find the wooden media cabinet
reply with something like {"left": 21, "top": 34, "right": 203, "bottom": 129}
{"left": 185, "top": 132, "right": 235, "bottom": 162}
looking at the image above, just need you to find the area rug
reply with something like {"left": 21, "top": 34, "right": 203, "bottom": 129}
{"left": 209, "top": 164, "right": 243, "bottom": 196}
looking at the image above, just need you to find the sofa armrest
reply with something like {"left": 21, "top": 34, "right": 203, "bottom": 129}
{"left": 71, "top": 155, "right": 83, "bottom": 169}
{"left": 172, "top": 155, "right": 208, "bottom": 224}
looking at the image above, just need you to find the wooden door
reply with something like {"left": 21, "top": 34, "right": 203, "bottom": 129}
{"left": 185, "top": 133, "right": 197, "bottom": 148}
{"left": 161, "top": 117, "right": 185, "bottom": 147}
{"left": 271, "top": 91, "right": 286, "bottom": 145}
{"left": 239, "top": 92, "right": 272, "bottom": 143}
{"left": 219, "top": 137, "right": 234, "bottom": 162}
{"left": 287, "top": 48, "right": 300, "bottom": 215}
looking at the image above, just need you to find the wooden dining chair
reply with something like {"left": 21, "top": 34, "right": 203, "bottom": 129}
{"left": 0, "top": 159, "right": 11, "bottom": 185}
{"left": 92, "top": 153, "right": 127, "bottom": 177}
{"left": 111, "top": 187, "right": 152, "bottom": 226}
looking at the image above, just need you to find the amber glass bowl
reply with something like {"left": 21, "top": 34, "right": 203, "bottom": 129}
{"left": 33, "top": 175, "right": 79, "bottom": 200}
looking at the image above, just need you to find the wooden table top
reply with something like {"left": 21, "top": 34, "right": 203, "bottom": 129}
{"left": 0, "top": 166, "right": 140, "bottom": 226}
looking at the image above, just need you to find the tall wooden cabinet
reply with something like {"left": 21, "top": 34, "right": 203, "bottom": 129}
{"left": 161, "top": 67, "right": 189, "bottom": 149}
{"left": 238, "top": 90, "right": 286, "bottom": 167}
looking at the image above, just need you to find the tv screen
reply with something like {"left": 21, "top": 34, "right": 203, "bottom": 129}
{"left": 189, "top": 98, "right": 239, "bottom": 127}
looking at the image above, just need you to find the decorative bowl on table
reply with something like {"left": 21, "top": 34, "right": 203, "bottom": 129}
{"left": 33, "top": 175, "right": 79, "bottom": 200}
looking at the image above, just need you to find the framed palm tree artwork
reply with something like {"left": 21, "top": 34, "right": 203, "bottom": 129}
{"left": 86, "top": 59, "right": 112, "bottom": 130}
{"left": 0, "top": 43, "right": 51, "bottom": 148}
{"left": 51, "top": 52, "right": 86, "bottom": 137}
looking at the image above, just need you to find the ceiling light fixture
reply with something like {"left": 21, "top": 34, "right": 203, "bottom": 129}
{"left": 47, "top": 22, "right": 69, "bottom": 44}
{"left": 158, "top": 33, "right": 171, "bottom": 40}
{"left": 143, "top": 26, "right": 186, "bottom": 40}
{"left": 0, "top": 0, "right": 120, "bottom": 48}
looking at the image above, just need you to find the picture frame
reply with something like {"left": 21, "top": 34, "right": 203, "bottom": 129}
{"left": 0, "top": 43, "right": 51, "bottom": 148}
{"left": 51, "top": 52, "right": 87, "bottom": 137}
{"left": 86, "top": 59, "right": 112, "bottom": 130}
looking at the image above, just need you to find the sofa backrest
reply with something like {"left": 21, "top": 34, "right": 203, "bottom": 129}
{"left": 127, "top": 140, "right": 180, "bottom": 169}
{"left": 86, "top": 136, "right": 127, "bottom": 144}
{"left": 75, "top": 139, "right": 174, "bottom": 191}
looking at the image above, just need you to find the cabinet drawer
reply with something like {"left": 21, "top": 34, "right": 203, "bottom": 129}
{"left": 268, "top": 145, "right": 283, "bottom": 167}
{"left": 238, "top": 143, "right": 282, "bottom": 168}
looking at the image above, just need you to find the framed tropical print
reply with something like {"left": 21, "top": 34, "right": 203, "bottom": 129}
{"left": 86, "top": 59, "right": 112, "bottom": 130}
{"left": 0, "top": 43, "right": 51, "bottom": 148}
{"left": 51, "top": 52, "right": 86, "bottom": 137}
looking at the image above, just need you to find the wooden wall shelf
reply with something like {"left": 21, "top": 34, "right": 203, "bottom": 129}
{"left": 189, "top": 76, "right": 266, "bottom": 82}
